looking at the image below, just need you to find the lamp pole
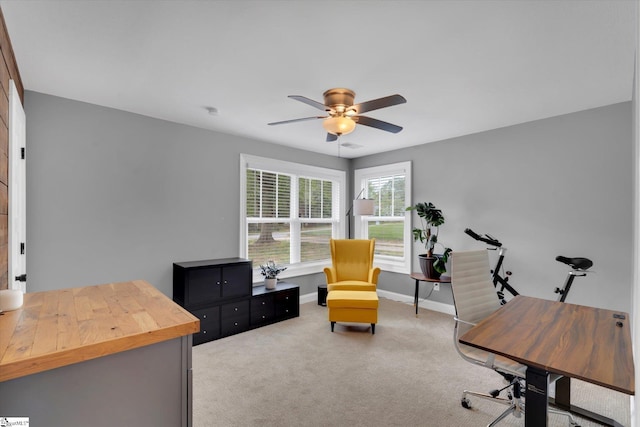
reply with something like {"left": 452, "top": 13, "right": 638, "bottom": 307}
{"left": 346, "top": 188, "right": 366, "bottom": 238}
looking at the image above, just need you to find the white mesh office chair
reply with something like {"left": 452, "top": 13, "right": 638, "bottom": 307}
{"left": 450, "top": 250, "right": 579, "bottom": 427}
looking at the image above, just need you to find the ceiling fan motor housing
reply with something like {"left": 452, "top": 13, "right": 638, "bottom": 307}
{"left": 323, "top": 88, "right": 355, "bottom": 113}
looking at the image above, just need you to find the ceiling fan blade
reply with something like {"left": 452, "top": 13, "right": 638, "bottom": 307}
{"left": 268, "top": 116, "right": 326, "bottom": 126}
{"left": 355, "top": 115, "right": 403, "bottom": 133}
{"left": 353, "top": 94, "right": 406, "bottom": 114}
{"left": 288, "top": 95, "right": 328, "bottom": 111}
{"left": 326, "top": 133, "right": 338, "bottom": 142}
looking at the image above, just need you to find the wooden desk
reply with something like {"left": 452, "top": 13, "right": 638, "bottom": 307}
{"left": 0, "top": 280, "right": 200, "bottom": 426}
{"left": 459, "top": 295, "right": 634, "bottom": 426}
{"left": 410, "top": 272, "right": 450, "bottom": 316}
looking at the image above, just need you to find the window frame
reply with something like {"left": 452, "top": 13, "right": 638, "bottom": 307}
{"left": 240, "top": 154, "right": 346, "bottom": 282}
{"left": 354, "top": 161, "right": 412, "bottom": 274}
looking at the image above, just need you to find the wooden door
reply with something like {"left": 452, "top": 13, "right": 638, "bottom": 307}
{"left": 0, "top": 7, "right": 24, "bottom": 290}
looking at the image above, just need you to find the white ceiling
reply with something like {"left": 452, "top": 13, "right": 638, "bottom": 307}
{"left": 1, "top": 0, "right": 636, "bottom": 159}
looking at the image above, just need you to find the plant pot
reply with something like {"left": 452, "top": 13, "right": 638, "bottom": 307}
{"left": 418, "top": 254, "right": 441, "bottom": 280}
{"left": 264, "top": 278, "right": 277, "bottom": 290}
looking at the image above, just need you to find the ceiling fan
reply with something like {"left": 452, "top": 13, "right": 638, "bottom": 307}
{"left": 268, "top": 88, "right": 407, "bottom": 142}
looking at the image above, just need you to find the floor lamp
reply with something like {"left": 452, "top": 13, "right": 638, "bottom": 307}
{"left": 347, "top": 189, "right": 375, "bottom": 238}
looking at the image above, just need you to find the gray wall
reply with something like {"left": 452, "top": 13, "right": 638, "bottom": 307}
{"left": 355, "top": 102, "right": 633, "bottom": 312}
{"left": 24, "top": 91, "right": 346, "bottom": 297}
{"left": 25, "top": 91, "right": 633, "bottom": 312}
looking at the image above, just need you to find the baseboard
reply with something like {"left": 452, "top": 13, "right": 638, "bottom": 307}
{"left": 301, "top": 289, "right": 455, "bottom": 316}
{"left": 300, "top": 292, "right": 317, "bottom": 305}
{"left": 376, "top": 289, "right": 456, "bottom": 315}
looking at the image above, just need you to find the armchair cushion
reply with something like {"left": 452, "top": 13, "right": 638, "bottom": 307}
{"left": 327, "top": 280, "right": 376, "bottom": 292}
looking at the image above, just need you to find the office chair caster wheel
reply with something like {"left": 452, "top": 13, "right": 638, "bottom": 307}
{"left": 489, "top": 389, "right": 500, "bottom": 398}
{"left": 461, "top": 398, "right": 472, "bottom": 409}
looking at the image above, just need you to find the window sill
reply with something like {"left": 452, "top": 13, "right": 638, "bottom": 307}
{"left": 252, "top": 261, "right": 328, "bottom": 284}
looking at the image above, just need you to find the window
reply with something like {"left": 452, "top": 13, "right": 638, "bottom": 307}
{"left": 240, "top": 154, "right": 346, "bottom": 281}
{"left": 354, "top": 162, "right": 412, "bottom": 273}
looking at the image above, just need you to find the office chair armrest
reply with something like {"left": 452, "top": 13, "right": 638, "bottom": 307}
{"left": 453, "top": 316, "right": 477, "bottom": 327}
{"left": 454, "top": 317, "right": 497, "bottom": 368}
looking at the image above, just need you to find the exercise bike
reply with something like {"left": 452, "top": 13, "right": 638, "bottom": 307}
{"left": 464, "top": 228, "right": 593, "bottom": 304}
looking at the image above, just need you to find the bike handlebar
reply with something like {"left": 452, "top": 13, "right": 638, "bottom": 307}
{"left": 464, "top": 228, "right": 502, "bottom": 247}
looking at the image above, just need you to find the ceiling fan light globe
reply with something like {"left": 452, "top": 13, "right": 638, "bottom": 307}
{"left": 323, "top": 116, "right": 356, "bottom": 136}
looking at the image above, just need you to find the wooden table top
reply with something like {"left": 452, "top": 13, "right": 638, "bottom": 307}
{"left": 410, "top": 272, "right": 451, "bottom": 283}
{"left": 459, "top": 295, "right": 635, "bottom": 395}
{"left": 0, "top": 280, "right": 199, "bottom": 382}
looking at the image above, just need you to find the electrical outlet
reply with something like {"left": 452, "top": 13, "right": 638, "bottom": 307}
{"left": 433, "top": 283, "right": 440, "bottom": 291}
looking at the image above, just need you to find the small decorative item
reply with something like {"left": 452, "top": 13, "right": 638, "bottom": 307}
{"left": 0, "top": 289, "right": 24, "bottom": 312}
{"left": 259, "top": 260, "right": 287, "bottom": 290}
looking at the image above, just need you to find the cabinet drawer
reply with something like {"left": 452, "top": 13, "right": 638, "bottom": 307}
{"left": 251, "top": 294, "right": 275, "bottom": 326}
{"left": 192, "top": 306, "right": 221, "bottom": 345}
{"left": 275, "top": 289, "right": 299, "bottom": 318}
{"left": 221, "top": 300, "right": 250, "bottom": 336}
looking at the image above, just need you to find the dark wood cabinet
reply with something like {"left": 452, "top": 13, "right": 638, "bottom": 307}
{"left": 191, "top": 306, "right": 221, "bottom": 345}
{"left": 173, "top": 258, "right": 299, "bottom": 345}
{"left": 275, "top": 286, "right": 299, "bottom": 318}
{"left": 251, "top": 294, "right": 275, "bottom": 327}
{"left": 185, "top": 267, "right": 222, "bottom": 306}
{"left": 173, "top": 258, "right": 251, "bottom": 309}
{"left": 221, "top": 299, "right": 250, "bottom": 337}
{"left": 252, "top": 283, "right": 299, "bottom": 327}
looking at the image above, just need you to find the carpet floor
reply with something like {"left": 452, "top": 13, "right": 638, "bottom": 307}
{"left": 193, "top": 297, "right": 630, "bottom": 426}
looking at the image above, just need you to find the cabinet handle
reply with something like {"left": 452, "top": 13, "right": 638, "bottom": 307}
{"left": 262, "top": 301, "right": 266, "bottom": 305}
{"left": 203, "top": 314, "right": 207, "bottom": 319}
{"left": 224, "top": 280, "right": 228, "bottom": 284}
{"left": 234, "top": 307, "right": 238, "bottom": 311}
{"left": 217, "top": 281, "right": 221, "bottom": 285}
{"left": 203, "top": 330, "right": 207, "bottom": 334}
{"left": 285, "top": 309, "right": 289, "bottom": 313}
{"left": 285, "top": 296, "right": 289, "bottom": 300}
{"left": 262, "top": 315, "right": 266, "bottom": 319}
{"left": 234, "top": 322, "right": 238, "bottom": 326}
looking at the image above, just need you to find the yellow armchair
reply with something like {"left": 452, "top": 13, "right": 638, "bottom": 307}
{"left": 323, "top": 239, "right": 381, "bottom": 292}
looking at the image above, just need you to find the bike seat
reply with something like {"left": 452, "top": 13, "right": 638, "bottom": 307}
{"left": 555, "top": 256, "right": 593, "bottom": 270}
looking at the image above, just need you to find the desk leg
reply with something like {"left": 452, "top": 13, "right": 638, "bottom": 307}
{"left": 526, "top": 367, "right": 549, "bottom": 427}
{"left": 553, "top": 376, "right": 571, "bottom": 409}
{"left": 549, "top": 377, "right": 624, "bottom": 427}
{"left": 414, "top": 279, "right": 419, "bottom": 317}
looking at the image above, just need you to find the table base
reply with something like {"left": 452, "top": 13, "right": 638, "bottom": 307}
{"left": 550, "top": 377, "right": 625, "bottom": 427}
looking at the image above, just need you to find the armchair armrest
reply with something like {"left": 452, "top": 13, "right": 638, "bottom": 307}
{"left": 324, "top": 267, "right": 337, "bottom": 284}
{"left": 368, "top": 267, "right": 381, "bottom": 285}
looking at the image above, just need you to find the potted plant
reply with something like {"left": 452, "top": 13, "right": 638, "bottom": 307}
{"left": 406, "top": 202, "right": 452, "bottom": 279}
{"left": 259, "top": 260, "right": 287, "bottom": 290}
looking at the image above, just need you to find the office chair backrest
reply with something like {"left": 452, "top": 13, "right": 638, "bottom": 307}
{"left": 451, "top": 250, "right": 501, "bottom": 335}
{"left": 330, "top": 239, "right": 375, "bottom": 282}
